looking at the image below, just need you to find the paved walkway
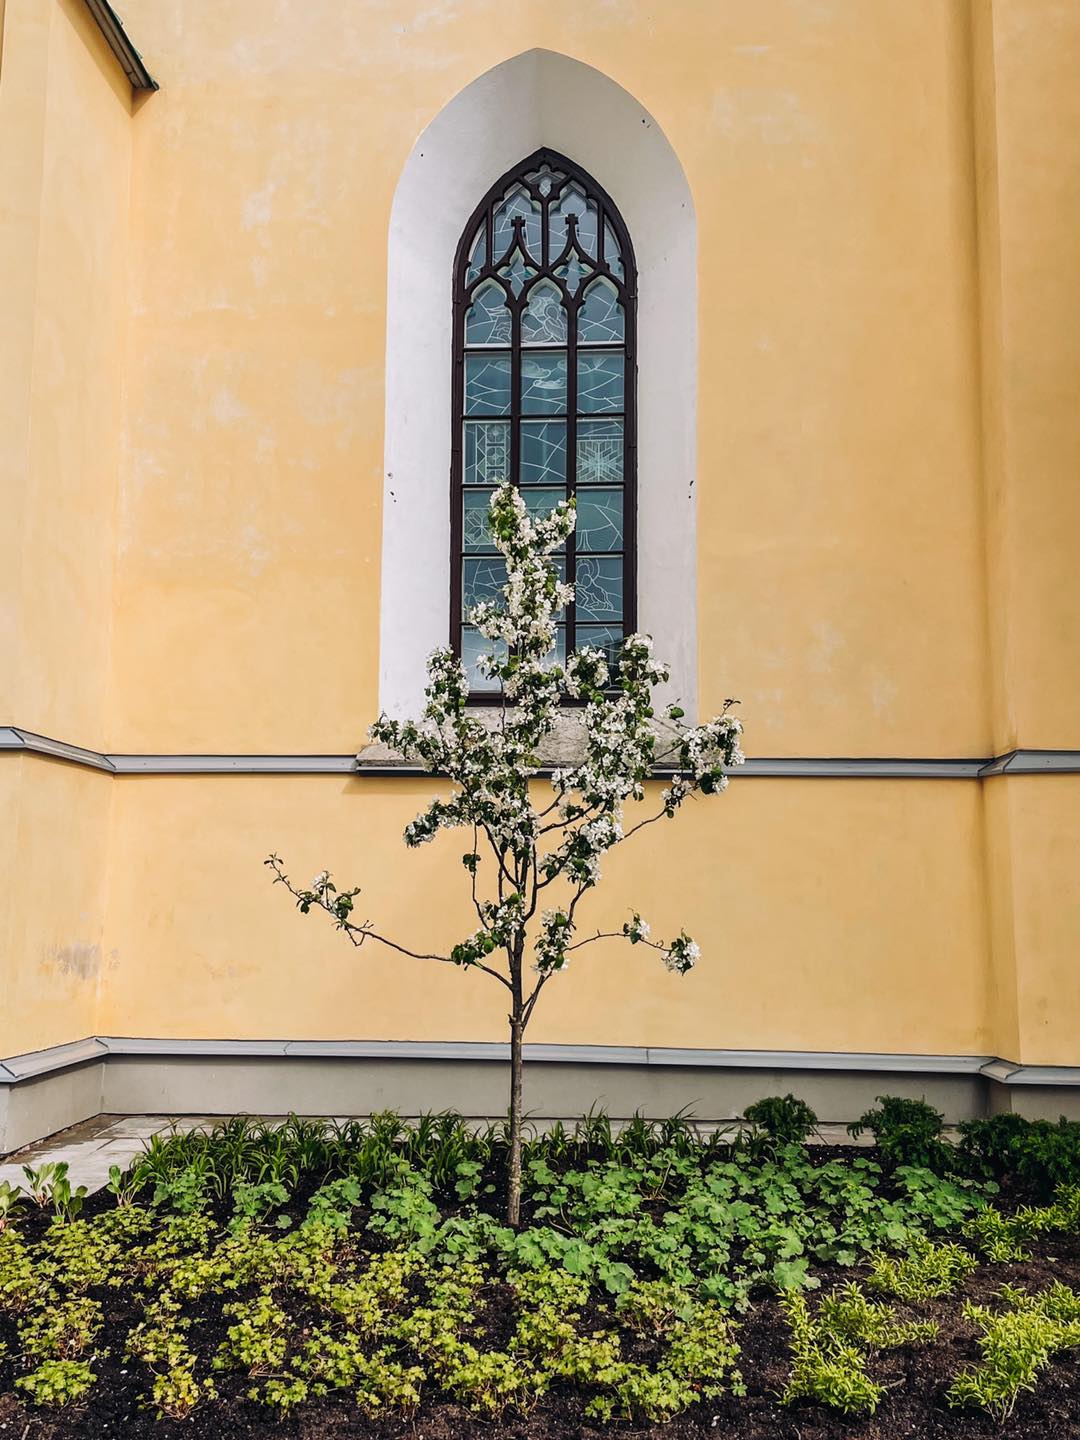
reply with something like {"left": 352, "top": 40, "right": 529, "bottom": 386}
{"left": 0, "top": 1114, "right": 211, "bottom": 1194}
{"left": 0, "top": 1114, "right": 887, "bottom": 1195}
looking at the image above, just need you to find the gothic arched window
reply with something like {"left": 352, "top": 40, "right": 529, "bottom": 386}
{"left": 451, "top": 149, "right": 637, "bottom": 696}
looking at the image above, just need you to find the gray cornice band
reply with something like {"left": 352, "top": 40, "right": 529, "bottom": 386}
{"left": 0, "top": 1036, "right": 1075, "bottom": 1087}
{"left": 82, "top": 0, "right": 158, "bottom": 91}
{"left": 3, "top": 727, "right": 1080, "bottom": 777}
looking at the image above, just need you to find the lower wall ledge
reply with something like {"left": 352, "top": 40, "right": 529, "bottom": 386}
{"left": 2, "top": 1037, "right": 1078, "bottom": 1155}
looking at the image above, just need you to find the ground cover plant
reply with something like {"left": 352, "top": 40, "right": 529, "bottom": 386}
{"left": 267, "top": 483, "right": 745, "bottom": 1222}
{"left": 4, "top": 1102, "right": 1080, "bottom": 1436}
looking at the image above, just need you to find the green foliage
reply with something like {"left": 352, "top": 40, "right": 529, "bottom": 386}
{"left": 848, "top": 1095, "right": 952, "bottom": 1171}
{"left": 150, "top": 1366, "right": 218, "bottom": 1419}
{"left": 18, "top": 1295, "right": 102, "bottom": 1359}
{"left": 743, "top": 1094, "right": 819, "bottom": 1149}
{"left": 0, "top": 1179, "right": 23, "bottom": 1230}
{"left": 15, "top": 1358, "right": 96, "bottom": 1406}
{"left": 782, "top": 1282, "right": 935, "bottom": 1415}
{"left": 230, "top": 1179, "right": 291, "bottom": 1228}
{"left": 963, "top": 1186, "right": 1080, "bottom": 1262}
{"left": 947, "top": 1284, "right": 1080, "bottom": 1420}
{"left": 867, "top": 1234, "right": 978, "bottom": 1300}
{"left": 19, "top": 1161, "right": 87, "bottom": 1219}
{"left": 0, "top": 1228, "right": 37, "bottom": 1312}
{"left": 0, "top": 1108, "right": 1020, "bottom": 1430}
{"left": 959, "top": 1115, "right": 1080, "bottom": 1198}
{"left": 105, "top": 1162, "right": 149, "bottom": 1207}
{"left": 214, "top": 1292, "right": 289, "bottom": 1374}
{"left": 780, "top": 1291, "right": 884, "bottom": 1414}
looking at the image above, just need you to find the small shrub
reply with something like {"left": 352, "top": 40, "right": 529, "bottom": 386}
{"left": 743, "top": 1094, "right": 819, "bottom": 1149}
{"left": 947, "top": 1285, "right": 1080, "bottom": 1420}
{"left": 780, "top": 1292, "right": 884, "bottom": 1415}
{"left": 867, "top": 1235, "right": 978, "bottom": 1300}
{"left": 962, "top": 1188, "right": 1080, "bottom": 1263}
{"left": 958, "top": 1117, "right": 1080, "bottom": 1200}
{"left": 782, "top": 1282, "right": 935, "bottom": 1415}
{"left": 848, "top": 1095, "right": 951, "bottom": 1171}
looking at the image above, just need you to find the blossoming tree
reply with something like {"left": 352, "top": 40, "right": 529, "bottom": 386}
{"left": 267, "top": 485, "right": 743, "bottom": 1225}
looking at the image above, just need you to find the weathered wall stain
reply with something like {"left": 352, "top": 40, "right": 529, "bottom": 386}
{"left": 46, "top": 942, "right": 102, "bottom": 981}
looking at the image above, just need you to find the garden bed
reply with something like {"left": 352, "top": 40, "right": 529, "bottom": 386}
{"left": 2, "top": 1106, "right": 1080, "bottom": 1438}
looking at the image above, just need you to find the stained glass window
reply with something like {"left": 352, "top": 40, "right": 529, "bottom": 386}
{"left": 451, "top": 149, "right": 636, "bottom": 696}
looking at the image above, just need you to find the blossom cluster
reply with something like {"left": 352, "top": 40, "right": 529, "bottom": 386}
{"left": 362, "top": 482, "right": 741, "bottom": 985}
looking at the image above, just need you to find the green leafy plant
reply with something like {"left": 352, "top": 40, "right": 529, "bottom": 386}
{"left": 867, "top": 1234, "right": 977, "bottom": 1300}
{"left": 214, "top": 1292, "right": 290, "bottom": 1375}
{"left": 105, "top": 1163, "right": 148, "bottom": 1207}
{"left": 962, "top": 1187, "right": 1080, "bottom": 1262}
{"left": 21, "top": 1161, "right": 72, "bottom": 1210}
{"left": 947, "top": 1284, "right": 1080, "bottom": 1420}
{"left": 848, "top": 1095, "right": 951, "bottom": 1171}
{"left": 15, "top": 1358, "right": 96, "bottom": 1406}
{"left": 959, "top": 1115, "right": 1080, "bottom": 1198}
{"left": 0, "top": 1179, "right": 23, "bottom": 1230}
{"left": 780, "top": 1291, "right": 884, "bottom": 1415}
{"left": 782, "top": 1282, "right": 935, "bottom": 1415}
{"left": 18, "top": 1295, "right": 102, "bottom": 1359}
{"left": 743, "top": 1094, "right": 819, "bottom": 1149}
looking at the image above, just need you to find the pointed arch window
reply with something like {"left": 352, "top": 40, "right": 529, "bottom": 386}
{"left": 451, "top": 149, "right": 637, "bottom": 696}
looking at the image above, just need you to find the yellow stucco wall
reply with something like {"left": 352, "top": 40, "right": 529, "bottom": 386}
{"left": 0, "top": 0, "right": 131, "bottom": 749}
{"left": 110, "top": 0, "right": 996, "bottom": 757}
{"left": 99, "top": 776, "right": 995, "bottom": 1057}
{"left": 0, "top": 758, "right": 112, "bottom": 1058}
{"left": 2, "top": 1, "right": 1077, "bottom": 1074}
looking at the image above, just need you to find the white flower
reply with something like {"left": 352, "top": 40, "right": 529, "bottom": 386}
{"left": 310, "top": 870, "right": 330, "bottom": 892}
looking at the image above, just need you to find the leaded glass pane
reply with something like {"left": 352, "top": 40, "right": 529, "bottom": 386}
{"left": 520, "top": 420, "right": 566, "bottom": 486}
{"left": 520, "top": 487, "right": 565, "bottom": 523}
{"left": 576, "top": 488, "right": 623, "bottom": 553}
{"left": 498, "top": 246, "right": 535, "bottom": 298}
{"left": 575, "top": 556, "right": 622, "bottom": 621}
{"left": 463, "top": 556, "right": 507, "bottom": 613}
{"left": 549, "top": 183, "right": 598, "bottom": 260}
{"left": 454, "top": 155, "right": 634, "bottom": 690}
{"left": 465, "top": 353, "right": 511, "bottom": 416}
{"left": 466, "top": 224, "right": 486, "bottom": 283}
{"left": 465, "top": 281, "right": 511, "bottom": 345}
{"left": 577, "top": 350, "right": 623, "bottom": 413}
{"left": 522, "top": 280, "right": 567, "bottom": 345}
{"left": 578, "top": 280, "right": 624, "bottom": 345}
{"left": 525, "top": 163, "right": 565, "bottom": 197}
{"left": 576, "top": 624, "right": 623, "bottom": 667}
{"left": 554, "top": 255, "right": 590, "bottom": 296}
{"left": 461, "top": 627, "right": 506, "bottom": 693}
{"left": 576, "top": 419, "right": 623, "bottom": 485}
{"left": 464, "top": 420, "right": 510, "bottom": 485}
{"left": 602, "top": 222, "right": 623, "bottom": 280}
{"left": 521, "top": 352, "right": 567, "bottom": 415}
{"left": 463, "top": 489, "right": 497, "bottom": 552}
{"left": 492, "top": 185, "right": 542, "bottom": 263}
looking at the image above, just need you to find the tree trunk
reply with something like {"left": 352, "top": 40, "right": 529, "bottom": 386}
{"left": 507, "top": 1011, "right": 524, "bottom": 1227}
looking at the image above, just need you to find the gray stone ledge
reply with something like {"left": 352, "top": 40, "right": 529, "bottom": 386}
{"left": 0, "top": 1036, "right": 1069, "bottom": 1086}
{"left": 4, "top": 726, "right": 1079, "bottom": 779}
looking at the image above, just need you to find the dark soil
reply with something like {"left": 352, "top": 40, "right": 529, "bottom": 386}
{"left": 3, "top": 1156, "right": 1080, "bottom": 1439}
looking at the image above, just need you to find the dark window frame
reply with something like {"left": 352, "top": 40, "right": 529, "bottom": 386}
{"left": 450, "top": 147, "right": 638, "bottom": 703}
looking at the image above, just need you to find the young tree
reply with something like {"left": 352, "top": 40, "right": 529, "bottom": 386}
{"left": 267, "top": 485, "right": 743, "bottom": 1226}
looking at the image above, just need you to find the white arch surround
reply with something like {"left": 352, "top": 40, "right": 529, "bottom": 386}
{"left": 380, "top": 49, "right": 697, "bottom": 720}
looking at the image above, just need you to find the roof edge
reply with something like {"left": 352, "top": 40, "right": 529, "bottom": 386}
{"left": 82, "top": 0, "right": 157, "bottom": 91}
